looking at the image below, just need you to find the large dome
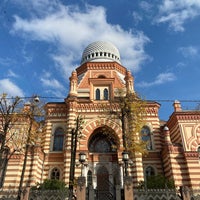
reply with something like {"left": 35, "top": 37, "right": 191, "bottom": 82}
{"left": 81, "top": 41, "right": 121, "bottom": 64}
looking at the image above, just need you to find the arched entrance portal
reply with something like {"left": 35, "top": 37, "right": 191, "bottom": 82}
{"left": 88, "top": 126, "right": 120, "bottom": 200}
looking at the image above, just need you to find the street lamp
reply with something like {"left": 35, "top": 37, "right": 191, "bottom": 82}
{"left": 79, "top": 152, "right": 86, "bottom": 177}
{"left": 122, "top": 151, "right": 129, "bottom": 177}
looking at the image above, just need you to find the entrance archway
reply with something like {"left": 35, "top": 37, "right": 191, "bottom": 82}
{"left": 88, "top": 126, "right": 120, "bottom": 200}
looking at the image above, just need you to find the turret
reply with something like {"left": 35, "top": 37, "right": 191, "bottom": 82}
{"left": 69, "top": 70, "right": 78, "bottom": 97}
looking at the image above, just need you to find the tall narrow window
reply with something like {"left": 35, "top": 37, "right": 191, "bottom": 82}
{"left": 145, "top": 166, "right": 155, "bottom": 177}
{"left": 53, "top": 127, "right": 64, "bottom": 151}
{"left": 87, "top": 170, "right": 93, "bottom": 187}
{"left": 141, "top": 126, "right": 153, "bottom": 150}
{"left": 51, "top": 168, "right": 60, "bottom": 180}
{"left": 96, "top": 89, "right": 100, "bottom": 100}
{"left": 104, "top": 88, "right": 108, "bottom": 100}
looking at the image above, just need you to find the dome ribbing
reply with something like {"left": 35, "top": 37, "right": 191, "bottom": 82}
{"left": 81, "top": 41, "right": 121, "bottom": 64}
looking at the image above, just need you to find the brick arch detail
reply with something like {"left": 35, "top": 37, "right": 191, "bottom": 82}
{"left": 82, "top": 118, "right": 122, "bottom": 148}
{"left": 189, "top": 125, "right": 200, "bottom": 151}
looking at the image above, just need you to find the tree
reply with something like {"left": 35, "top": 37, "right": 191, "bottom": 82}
{"left": 68, "top": 115, "right": 84, "bottom": 200}
{"left": 0, "top": 93, "right": 23, "bottom": 187}
{"left": 16, "top": 96, "right": 45, "bottom": 200}
{"left": 111, "top": 89, "right": 147, "bottom": 156}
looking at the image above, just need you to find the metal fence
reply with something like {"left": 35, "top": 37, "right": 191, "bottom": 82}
{"left": 29, "top": 190, "right": 68, "bottom": 200}
{"left": 0, "top": 190, "right": 17, "bottom": 200}
{"left": 133, "top": 189, "right": 181, "bottom": 200}
{"left": 1, "top": 188, "right": 200, "bottom": 200}
{"left": 133, "top": 188, "right": 200, "bottom": 200}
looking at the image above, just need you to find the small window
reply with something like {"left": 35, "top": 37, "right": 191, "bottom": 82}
{"left": 104, "top": 88, "right": 108, "bottom": 100}
{"left": 145, "top": 166, "right": 155, "bottom": 177}
{"left": 87, "top": 170, "right": 93, "bottom": 187}
{"left": 197, "top": 146, "right": 200, "bottom": 152}
{"left": 51, "top": 168, "right": 60, "bottom": 180}
{"left": 53, "top": 127, "right": 64, "bottom": 151}
{"left": 96, "top": 89, "right": 100, "bottom": 100}
{"left": 98, "top": 75, "right": 106, "bottom": 78}
{"left": 141, "top": 126, "right": 153, "bottom": 150}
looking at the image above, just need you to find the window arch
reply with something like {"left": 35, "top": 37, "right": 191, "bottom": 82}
{"left": 141, "top": 126, "right": 153, "bottom": 150}
{"left": 53, "top": 127, "right": 64, "bottom": 151}
{"left": 197, "top": 146, "right": 200, "bottom": 152}
{"left": 95, "top": 89, "right": 100, "bottom": 100}
{"left": 50, "top": 167, "right": 60, "bottom": 180}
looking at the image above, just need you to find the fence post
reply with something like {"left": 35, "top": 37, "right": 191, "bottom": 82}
{"left": 77, "top": 177, "right": 86, "bottom": 200}
{"left": 116, "top": 185, "right": 121, "bottom": 200}
{"left": 124, "top": 176, "right": 133, "bottom": 200}
{"left": 180, "top": 186, "right": 191, "bottom": 200}
{"left": 22, "top": 186, "right": 30, "bottom": 200}
{"left": 88, "top": 185, "right": 94, "bottom": 200}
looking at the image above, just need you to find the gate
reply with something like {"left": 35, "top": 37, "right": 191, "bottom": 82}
{"left": 96, "top": 166, "right": 116, "bottom": 200}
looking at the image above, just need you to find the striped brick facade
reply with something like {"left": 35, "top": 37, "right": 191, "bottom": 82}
{"left": 2, "top": 41, "right": 200, "bottom": 191}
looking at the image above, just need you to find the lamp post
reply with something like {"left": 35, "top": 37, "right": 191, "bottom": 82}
{"left": 17, "top": 96, "right": 40, "bottom": 200}
{"left": 122, "top": 151, "right": 129, "bottom": 177}
{"left": 79, "top": 152, "right": 86, "bottom": 177}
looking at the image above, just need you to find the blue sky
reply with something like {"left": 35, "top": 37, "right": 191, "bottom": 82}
{"left": 0, "top": 0, "right": 200, "bottom": 120}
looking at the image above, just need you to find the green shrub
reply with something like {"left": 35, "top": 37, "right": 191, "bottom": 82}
{"left": 138, "top": 175, "right": 175, "bottom": 189}
{"left": 31, "top": 179, "right": 68, "bottom": 191}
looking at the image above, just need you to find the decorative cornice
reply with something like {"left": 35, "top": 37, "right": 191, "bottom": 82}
{"left": 76, "top": 62, "right": 127, "bottom": 76}
{"left": 46, "top": 103, "right": 67, "bottom": 117}
{"left": 184, "top": 151, "right": 199, "bottom": 159}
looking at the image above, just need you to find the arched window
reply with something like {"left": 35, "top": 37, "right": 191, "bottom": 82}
{"left": 87, "top": 170, "right": 93, "bottom": 187}
{"left": 53, "top": 127, "right": 64, "bottom": 151}
{"left": 145, "top": 166, "right": 155, "bottom": 177}
{"left": 95, "top": 89, "right": 100, "bottom": 100}
{"left": 197, "top": 146, "right": 200, "bottom": 152}
{"left": 50, "top": 167, "right": 60, "bottom": 180}
{"left": 141, "top": 126, "right": 153, "bottom": 150}
{"left": 104, "top": 88, "right": 108, "bottom": 100}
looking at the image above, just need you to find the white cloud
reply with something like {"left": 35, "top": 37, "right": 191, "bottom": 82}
{"left": 139, "top": 1, "right": 153, "bottom": 12}
{"left": 0, "top": 79, "right": 24, "bottom": 97}
{"left": 40, "top": 76, "right": 64, "bottom": 90}
{"left": 178, "top": 46, "right": 198, "bottom": 58}
{"left": 132, "top": 12, "right": 143, "bottom": 25}
{"left": 0, "top": 57, "right": 15, "bottom": 67}
{"left": 7, "top": 69, "right": 19, "bottom": 78}
{"left": 11, "top": 2, "right": 150, "bottom": 73}
{"left": 137, "top": 72, "right": 176, "bottom": 87}
{"left": 156, "top": 0, "right": 200, "bottom": 32}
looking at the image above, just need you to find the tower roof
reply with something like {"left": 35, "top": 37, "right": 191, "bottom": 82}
{"left": 81, "top": 41, "right": 121, "bottom": 64}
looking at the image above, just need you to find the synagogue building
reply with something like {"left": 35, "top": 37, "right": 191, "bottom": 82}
{"left": 2, "top": 41, "right": 200, "bottom": 194}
